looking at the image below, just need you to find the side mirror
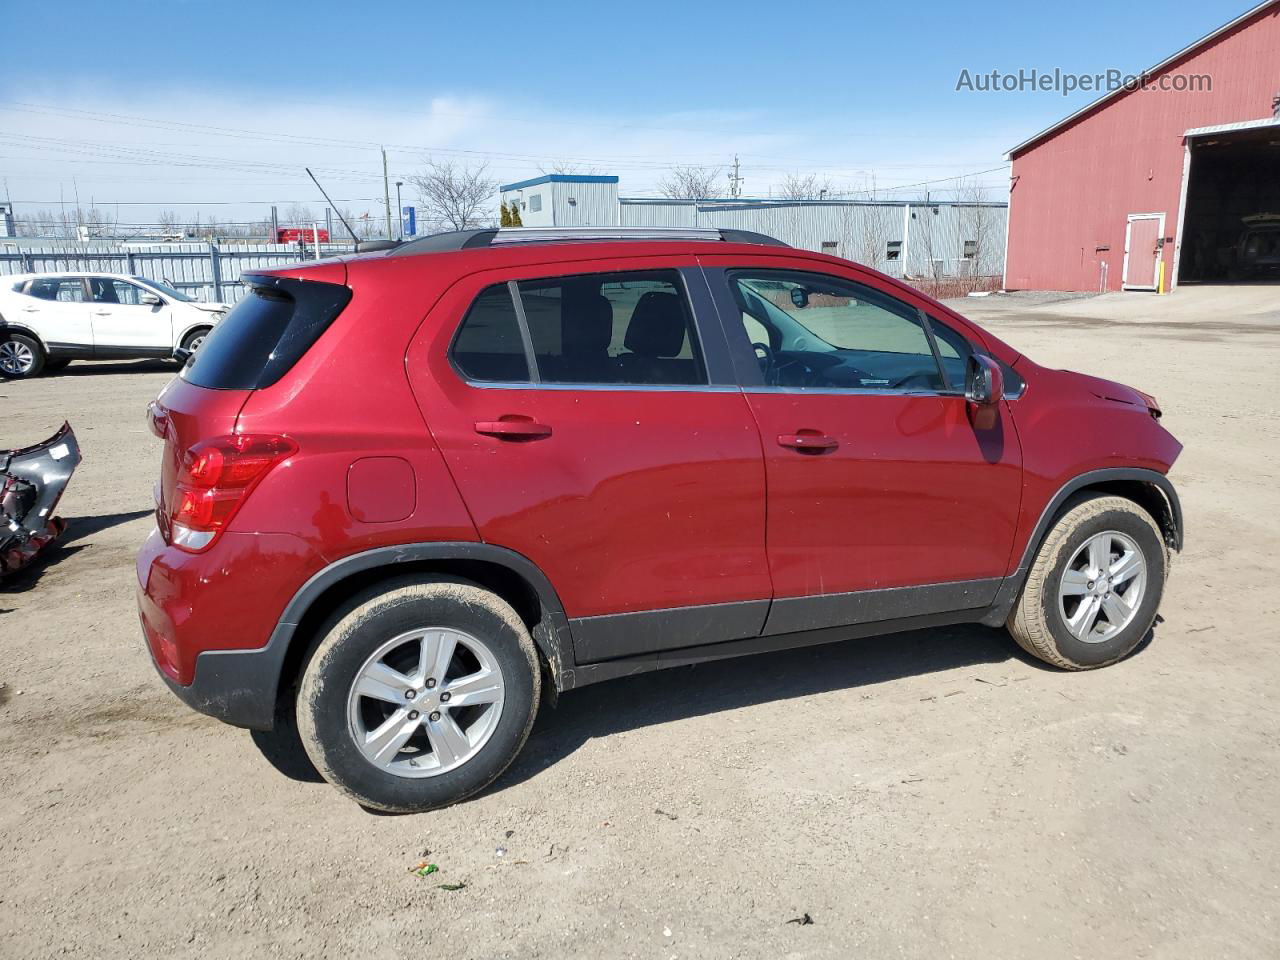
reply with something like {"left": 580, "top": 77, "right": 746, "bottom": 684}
{"left": 140, "top": 292, "right": 162, "bottom": 306}
{"left": 965, "top": 354, "right": 1004, "bottom": 428}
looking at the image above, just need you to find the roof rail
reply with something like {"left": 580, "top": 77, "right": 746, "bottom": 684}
{"left": 386, "top": 225, "right": 787, "bottom": 257}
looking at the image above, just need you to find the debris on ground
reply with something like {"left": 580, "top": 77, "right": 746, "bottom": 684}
{"left": 655, "top": 807, "right": 678, "bottom": 821}
{"left": 786, "top": 913, "right": 814, "bottom": 926}
{"left": 495, "top": 846, "right": 507, "bottom": 858}
{"left": 438, "top": 882, "right": 466, "bottom": 892}
{"left": 504, "top": 829, "right": 515, "bottom": 838}
{"left": 409, "top": 861, "right": 439, "bottom": 878}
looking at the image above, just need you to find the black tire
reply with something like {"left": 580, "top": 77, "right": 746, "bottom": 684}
{"left": 1007, "top": 495, "right": 1167, "bottom": 670}
{"left": 44, "top": 358, "right": 72, "bottom": 373}
{"left": 296, "top": 577, "right": 541, "bottom": 813}
{"left": 0, "top": 331, "right": 46, "bottom": 379}
{"left": 180, "top": 327, "right": 211, "bottom": 354}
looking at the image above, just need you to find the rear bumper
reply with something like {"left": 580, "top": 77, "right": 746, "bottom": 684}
{"left": 136, "top": 526, "right": 322, "bottom": 730}
{"left": 143, "top": 629, "right": 285, "bottom": 730}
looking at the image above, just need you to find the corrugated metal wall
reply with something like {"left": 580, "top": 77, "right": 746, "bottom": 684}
{"left": 0, "top": 242, "right": 348, "bottom": 303}
{"left": 1005, "top": 2, "right": 1280, "bottom": 291}
{"left": 552, "top": 180, "right": 620, "bottom": 226}
{"left": 620, "top": 199, "right": 1007, "bottom": 277}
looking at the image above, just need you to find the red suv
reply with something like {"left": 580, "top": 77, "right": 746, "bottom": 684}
{"left": 138, "top": 227, "right": 1183, "bottom": 812}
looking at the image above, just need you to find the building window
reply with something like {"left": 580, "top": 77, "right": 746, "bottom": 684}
{"left": 886, "top": 241, "right": 902, "bottom": 261}
{"left": 963, "top": 240, "right": 978, "bottom": 259}
{"left": 821, "top": 241, "right": 838, "bottom": 254}
{"left": 529, "top": 194, "right": 542, "bottom": 213}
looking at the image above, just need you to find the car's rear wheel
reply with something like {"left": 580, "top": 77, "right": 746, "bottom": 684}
{"left": 0, "top": 332, "right": 45, "bottom": 379}
{"left": 1007, "top": 494, "right": 1167, "bottom": 670}
{"left": 296, "top": 578, "right": 541, "bottom": 812}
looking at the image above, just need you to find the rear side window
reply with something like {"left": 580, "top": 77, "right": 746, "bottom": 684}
{"left": 27, "top": 278, "right": 85, "bottom": 302}
{"left": 183, "top": 277, "right": 351, "bottom": 390}
{"left": 451, "top": 269, "right": 707, "bottom": 387}
{"left": 451, "top": 284, "right": 529, "bottom": 382}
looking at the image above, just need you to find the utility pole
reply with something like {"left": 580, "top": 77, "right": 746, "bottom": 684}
{"left": 728, "top": 155, "right": 743, "bottom": 199}
{"left": 395, "top": 181, "right": 404, "bottom": 239}
{"left": 382, "top": 147, "right": 393, "bottom": 240}
{"left": 270, "top": 205, "right": 279, "bottom": 241}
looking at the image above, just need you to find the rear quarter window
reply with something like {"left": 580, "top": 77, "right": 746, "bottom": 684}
{"left": 183, "top": 277, "right": 351, "bottom": 390}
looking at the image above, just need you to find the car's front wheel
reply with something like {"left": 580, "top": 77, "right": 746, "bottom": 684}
{"left": 0, "top": 332, "right": 45, "bottom": 379}
{"left": 180, "top": 327, "right": 211, "bottom": 355}
{"left": 1008, "top": 494, "right": 1168, "bottom": 670}
{"left": 296, "top": 577, "right": 541, "bottom": 812}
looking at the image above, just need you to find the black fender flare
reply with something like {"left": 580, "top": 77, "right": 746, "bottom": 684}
{"left": 982, "top": 467, "right": 1183, "bottom": 626}
{"left": 173, "top": 542, "right": 576, "bottom": 730}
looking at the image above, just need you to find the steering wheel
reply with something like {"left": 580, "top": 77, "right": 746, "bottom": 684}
{"left": 752, "top": 342, "right": 775, "bottom": 380}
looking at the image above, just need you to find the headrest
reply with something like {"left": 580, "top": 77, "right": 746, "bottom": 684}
{"left": 623, "top": 291, "right": 686, "bottom": 358}
{"left": 562, "top": 292, "right": 614, "bottom": 357}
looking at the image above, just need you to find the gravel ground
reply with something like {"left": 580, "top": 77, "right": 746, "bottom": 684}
{"left": 1, "top": 286, "right": 1277, "bottom": 959}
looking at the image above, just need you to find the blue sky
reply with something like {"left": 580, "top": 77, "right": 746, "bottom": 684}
{"left": 0, "top": 0, "right": 1256, "bottom": 227}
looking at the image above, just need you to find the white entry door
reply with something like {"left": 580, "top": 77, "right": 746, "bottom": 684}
{"left": 1122, "top": 213, "right": 1165, "bottom": 290}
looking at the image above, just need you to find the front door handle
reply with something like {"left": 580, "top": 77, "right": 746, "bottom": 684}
{"left": 474, "top": 417, "right": 553, "bottom": 440}
{"left": 778, "top": 432, "right": 838, "bottom": 452}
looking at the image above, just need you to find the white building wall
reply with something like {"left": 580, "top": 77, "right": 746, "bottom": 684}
{"left": 552, "top": 180, "right": 619, "bottom": 226}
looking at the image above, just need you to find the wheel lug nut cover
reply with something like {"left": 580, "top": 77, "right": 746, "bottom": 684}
{"left": 429, "top": 711, "right": 441, "bottom": 721}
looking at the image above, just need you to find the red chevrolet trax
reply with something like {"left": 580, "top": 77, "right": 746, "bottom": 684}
{"left": 137, "top": 227, "right": 1183, "bottom": 812}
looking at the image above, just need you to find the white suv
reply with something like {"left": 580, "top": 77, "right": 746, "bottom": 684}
{"left": 0, "top": 272, "right": 228, "bottom": 378}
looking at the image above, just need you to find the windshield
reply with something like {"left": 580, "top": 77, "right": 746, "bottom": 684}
{"left": 134, "top": 276, "right": 194, "bottom": 302}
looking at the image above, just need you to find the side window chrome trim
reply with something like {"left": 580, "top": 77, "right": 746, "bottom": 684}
{"left": 457, "top": 380, "right": 743, "bottom": 394}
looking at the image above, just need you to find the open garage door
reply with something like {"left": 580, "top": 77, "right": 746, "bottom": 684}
{"left": 1178, "top": 119, "right": 1280, "bottom": 284}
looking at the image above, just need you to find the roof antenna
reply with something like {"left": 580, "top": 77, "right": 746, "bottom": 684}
{"left": 305, "top": 168, "right": 360, "bottom": 247}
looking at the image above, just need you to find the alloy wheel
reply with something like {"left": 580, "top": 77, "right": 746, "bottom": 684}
{"left": 1057, "top": 530, "right": 1147, "bottom": 643}
{"left": 0, "top": 340, "right": 34, "bottom": 376}
{"left": 346, "top": 627, "right": 506, "bottom": 778}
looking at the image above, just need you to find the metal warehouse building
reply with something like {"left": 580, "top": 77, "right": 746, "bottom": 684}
{"left": 1004, "top": 0, "right": 1280, "bottom": 292}
{"left": 501, "top": 176, "right": 1008, "bottom": 281}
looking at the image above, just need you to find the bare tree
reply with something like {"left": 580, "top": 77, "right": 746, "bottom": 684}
{"left": 657, "top": 165, "right": 723, "bottom": 200}
{"left": 283, "top": 203, "right": 315, "bottom": 228}
{"left": 408, "top": 159, "right": 498, "bottom": 231}
{"left": 777, "top": 173, "right": 833, "bottom": 200}
{"left": 954, "top": 178, "right": 1000, "bottom": 288}
{"left": 538, "top": 161, "right": 602, "bottom": 176}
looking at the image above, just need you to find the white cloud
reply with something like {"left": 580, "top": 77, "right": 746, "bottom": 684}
{"left": 0, "top": 86, "right": 1018, "bottom": 228}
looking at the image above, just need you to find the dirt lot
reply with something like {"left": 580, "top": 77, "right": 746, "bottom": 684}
{"left": 2, "top": 286, "right": 1277, "bottom": 959}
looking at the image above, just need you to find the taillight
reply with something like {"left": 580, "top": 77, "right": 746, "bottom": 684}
{"left": 169, "top": 434, "right": 296, "bottom": 551}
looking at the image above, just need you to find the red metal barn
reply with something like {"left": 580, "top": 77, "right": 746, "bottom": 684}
{"left": 1004, "top": 1, "right": 1280, "bottom": 292}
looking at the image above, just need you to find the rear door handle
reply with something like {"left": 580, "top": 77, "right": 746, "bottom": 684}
{"left": 474, "top": 418, "right": 553, "bottom": 440}
{"left": 778, "top": 432, "right": 838, "bottom": 452}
